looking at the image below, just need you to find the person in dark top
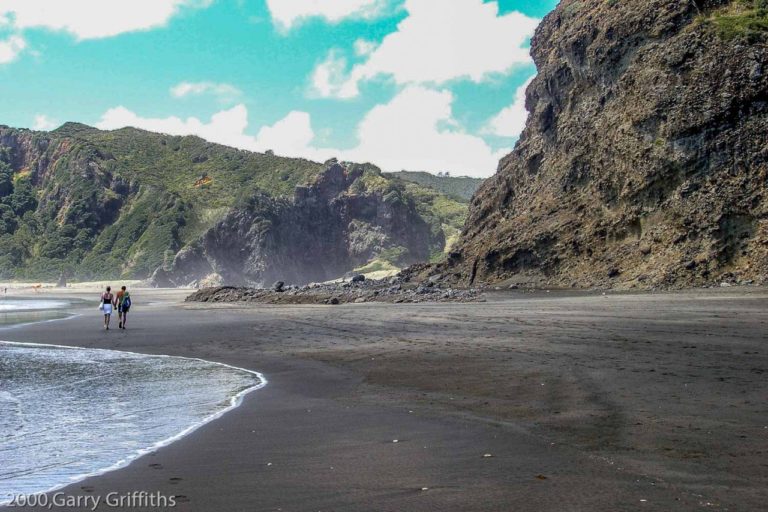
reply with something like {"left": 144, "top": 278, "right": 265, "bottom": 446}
{"left": 100, "top": 286, "right": 114, "bottom": 330}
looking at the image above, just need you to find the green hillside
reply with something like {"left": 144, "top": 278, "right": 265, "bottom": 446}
{"left": 348, "top": 167, "right": 470, "bottom": 262}
{"left": 0, "top": 124, "right": 470, "bottom": 281}
{"left": 388, "top": 171, "right": 484, "bottom": 202}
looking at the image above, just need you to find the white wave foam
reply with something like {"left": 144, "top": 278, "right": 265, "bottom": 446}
{"left": 0, "top": 300, "right": 70, "bottom": 312}
{"left": 0, "top": 341, "right": 267, "bottom": 503}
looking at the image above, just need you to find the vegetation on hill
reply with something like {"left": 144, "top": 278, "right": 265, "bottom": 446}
{"left": 0, "top": 124, "right": 470, "bottom": 281}
{"left": 349, "top": 167, "right": 470, "bottom": 261}
{"left": 387, "top": 171, "right": 484, "bottom": 201}
{"left": 0, "top": 124, "right": 325, "bottom": 281}
{"left": 707, "top": 0, "right": 768, "bottom": 41}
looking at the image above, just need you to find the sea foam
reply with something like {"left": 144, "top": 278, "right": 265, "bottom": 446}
{"left": 0, "top": 341, "right": 265, "bottom": 502}
{"left": 0, "top": 300, "right": 70, "bottom": 312}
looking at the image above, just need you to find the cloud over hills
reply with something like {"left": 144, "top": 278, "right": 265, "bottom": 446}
{"left": 97, "top": 85, "right": 509, "bottom": 178}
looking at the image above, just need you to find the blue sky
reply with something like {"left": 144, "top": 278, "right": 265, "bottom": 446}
{"left": 0, "top": 0, "right": 558, "bottom": 177}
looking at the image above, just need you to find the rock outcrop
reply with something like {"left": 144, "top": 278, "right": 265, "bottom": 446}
{"left": 184, "top": 275, "right": 484, "bottom": 305}
{"left": 440, "top": 0, "right": 768, "bottom": 289}
{"left": 155, "top": 163, "right": 444, "bottom": 287}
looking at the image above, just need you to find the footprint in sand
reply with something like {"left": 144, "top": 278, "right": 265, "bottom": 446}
{"left": 149, "top": 463, "right": 163, "bottom": 469}
{"left": 174, "top": 495, "right": 190, "bottom": 503}
{"left": 169, "top": 477, "right": 183, "bottom": 485}
{"left": 80, "top": 486, "right": 95, "bottom": 493}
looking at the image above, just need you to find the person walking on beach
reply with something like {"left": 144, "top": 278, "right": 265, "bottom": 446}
{"left": 116, "top": 286, "right": 131, "bottom": 329}
{"left": 100, "top": 286, "right": 115, "bottom": 330}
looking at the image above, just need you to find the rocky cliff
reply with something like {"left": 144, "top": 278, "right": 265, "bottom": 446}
{"left": 154, "top": 163, "right": 445, "bottom": 287}
{"left": 438, "top": 0, "right": 768, "bottom": 289}
{"left": 0, "top": 124, "right": 465, "bottom": 284}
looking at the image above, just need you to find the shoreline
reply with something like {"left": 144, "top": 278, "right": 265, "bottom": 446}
{"left": 0, "top": 337, "right": 268, "bottom": 506}
{"left": 2, "top": 288, "right": 766, "bottom": 511}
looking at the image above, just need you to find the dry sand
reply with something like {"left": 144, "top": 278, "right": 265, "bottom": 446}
{"left": 2, "top": 287, "right": 766, "bottom": 511}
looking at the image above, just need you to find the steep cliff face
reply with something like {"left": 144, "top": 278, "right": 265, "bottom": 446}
{"left": 443, "top": 0, "right": 768, "bottom": 289}
{"left": 155, "top": 163, "right": 444, "bottom": 286}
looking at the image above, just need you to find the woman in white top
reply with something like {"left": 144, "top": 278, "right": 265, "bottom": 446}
{"left": 100, "top": 286, "right": 115, "bottom": 330}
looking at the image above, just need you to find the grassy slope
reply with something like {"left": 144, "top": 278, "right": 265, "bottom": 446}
{"left": 0, "top": 125, "right": 473, "bottom": 280}
{"left": 63, "top": 124, "right": 324, "bottom": 203}
{"left": 387, "top": 170, "right": 484, "bottom": 201}
{"left": 1, "top": 124, "right": 324, "bottom": 280}
{"left": 707, "top": 0, "right": 768, "bottom": 41}
{"left": 350, "top": 168, "right": 471, "bottom": 265}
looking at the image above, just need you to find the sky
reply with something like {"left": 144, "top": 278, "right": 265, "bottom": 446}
{"left": 0, "top": 0, "right": 559, "bottom": 178}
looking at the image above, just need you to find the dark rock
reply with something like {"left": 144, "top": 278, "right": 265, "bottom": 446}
{"left": 273, "top": 281, "right": 285, "bottom": 292}
{"left": 437, "top": 0, "right": 768, "bottom": 290}
{"left": 186, "top": 279, "right": 484, "bottom": 305}
{"left": 351, "top": 274, "right": 366, "bottom": 283}
{"left": 160, "top": 163, "right": 444, "bottom": 287}
{"left": 149, "top": 267, "right": 174, "bottom": 288}
{"left": 448, "top": 251, "right": 463, "bottom": 263}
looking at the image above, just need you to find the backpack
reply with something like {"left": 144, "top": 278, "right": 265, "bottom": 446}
{"left": 123, "top": 295, "right": 132, "bottom": 309}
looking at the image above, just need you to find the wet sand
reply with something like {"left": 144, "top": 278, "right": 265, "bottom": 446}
{"left": 2, "top": 288, "right": 767, "bottom": 511}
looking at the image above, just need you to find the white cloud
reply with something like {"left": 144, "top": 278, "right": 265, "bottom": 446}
{"left": 265, "top": 0, "right": 388, "bottom": 30}
{"left": 251, "top": 87, "right": 508, "bottom": 175}
{"left": 0, "top": 35, "right": 26, "bottom": 64}
{"left": 253, "top": 111, "right": 332, "bottom": 161}
{"left": 0, "top": 0, "right": 212, "bottom": 41}
{"left": 32, "top": 114, "right": 58, "bottom": 131}
{"left": 310, "top": 51, "right": 358, "bottom": 99}
{"left": 95, "top": 86, "right": 507, "bottom": 177}
{"left": 170, "top": 81, "right": 242, "bottom": 102}
{"left": 485, "top": 77, "right": 533, "bottom": 138}
{"left": 353, "top": 38, "right": 377, "bottom": 57}
{"left": 94, "top": 104, "right": 333, "bottom": 162}
{"left": 342, "top": 86, "right": 508, "bottom": 177}
{"left": 312, "top": 0, "right": 539, "bottom": 98}
{"left": 96, "top": 104, "right": 260, "bottom": 151}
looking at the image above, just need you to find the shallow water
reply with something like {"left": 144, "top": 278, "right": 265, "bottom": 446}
{"left": 0, "top": 342, "right": 264, "bottom": 502}
{"left": 0, "top": 300, "right": 71, "bottom": 312}
{"left": 0, "top": 299, "right": 74, "bottom": 328}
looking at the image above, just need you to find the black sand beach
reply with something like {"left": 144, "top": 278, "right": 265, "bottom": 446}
{"left": 2, "top": 288, "right": 767, "bottom": 511}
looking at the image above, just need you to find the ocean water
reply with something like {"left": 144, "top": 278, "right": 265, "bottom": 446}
{"left": 0, "top": 341, "right": 265, "bottom": 502}
{"left": 0, "top": 300, "right": 71, "bottom": 312}
{"left": 0, "top": 299, "right": 74, "bottom": 328}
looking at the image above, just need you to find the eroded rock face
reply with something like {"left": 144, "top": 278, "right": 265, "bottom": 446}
{"left": 160, "top": 164, "right": 442, "bottom": 287}
{"left": 445, "top": 0, "right": 768, "bottom": 289}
